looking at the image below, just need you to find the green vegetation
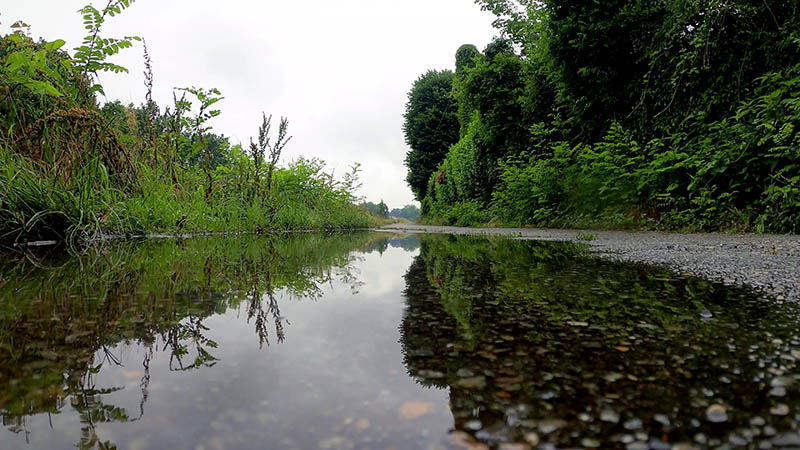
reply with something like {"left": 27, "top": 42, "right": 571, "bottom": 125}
{"left": 389, "top": 204, "right": 420, "bottom": 222}
{"left": 411, "top": 234, "right": 759, "bottom": 342}
{"left": 0, "top": 2, "right": 373, "bottom": 246}
{"left": 360, "top": 201, "right": 420, "bottom": 222}
{"left": 361, "top": 199, "right": 389, "bottom": 218}
{"left": 405, "top": 0, "right": 800, "bottom": 233}
{"left": 403, "top": 70, "right": 460, "bottom": 201}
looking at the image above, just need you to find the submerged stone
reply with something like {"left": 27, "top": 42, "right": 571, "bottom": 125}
{"left": 706, "top": 405, "right": 729, "bottom": 423}
{"left": 456, "top": 376, "right": 487, "bottom": 390}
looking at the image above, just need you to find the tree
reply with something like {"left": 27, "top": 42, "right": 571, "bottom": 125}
{"left": 389, "top": 204, "right": 421, "bottom": 221}
{"left": 377, "top": 200, "right": 389, "bottom": 218}
{"left": 455, "top": 44, "right": 481, "bottom": 75}
{"left": 403, "top": 70, "right": 460, "bottom": 201}
{"left": 453, "top": 38, "right": 530, "bottom": 199}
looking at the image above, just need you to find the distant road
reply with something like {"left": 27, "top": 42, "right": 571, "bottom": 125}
{"left": 381, "top": 223, "right": 800, "bottom": 302}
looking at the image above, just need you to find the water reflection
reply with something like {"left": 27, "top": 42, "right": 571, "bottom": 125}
{"left": 2, "top": 233, "right": 799, "bottom": 449}
{"left": 0, "top": 233, "right": 379, "bottom": 449}
{"left": 401, "top": 235, "right": 800, "bottom": 449}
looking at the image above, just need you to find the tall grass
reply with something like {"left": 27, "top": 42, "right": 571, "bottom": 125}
{"left": 0, "top": 143, "right": 375, "bottom": 246}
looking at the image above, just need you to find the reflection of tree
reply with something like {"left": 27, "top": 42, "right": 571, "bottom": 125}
{"left": 399, "top": 235, "right": 791, "bottom": 448}
{"left": 164, "top": 317, "right": 219, "bottom": 371}
{"left": 360, "top": 235, "right": 421, "bottom": 255}
{"left": 0, "top": 232, "right": 384, "bottom": 448}
{"left": 247, "top": 276, "right": 286, "bottom": 349}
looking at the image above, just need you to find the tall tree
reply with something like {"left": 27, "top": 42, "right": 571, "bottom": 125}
{"left": 377, "top": 200, "right": 389, "bottom": 218}
{"left": 403, "top": 70, "right": 460, "bottom": 201}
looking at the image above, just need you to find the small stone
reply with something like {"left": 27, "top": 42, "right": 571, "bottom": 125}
{"left": 417, "top": 370, "right": 445, "bottom": 379}
{"left": 464, "top": 420, "right": 483, "bottom": 431}
{"left": 523, "top": 433, "right": 540, "bottom": 446}
{"left": 770, "top": 404, "right": 790, "bottom": 416}
{"left": 39, "top": 350, "right": 59, "bottom": 361}
{"left": 650, "top": 439, "right": 671, "bottom": 450}
{"left": 750, "top": 417, "right": 766, "bottom": 426}
{"left": 581, "top": 438, "right": 601, "bottom": 448}
{"left": 654, "top": 414, "right": 671, "bottom": 427}
{"left": 770, "top": 387, "right": 787, "bottom": 397}
{"left": 498, "top": 444, "right": 530, "bottom": 450}
{"left": 729, "top": 434, "right": 748, "bottom": 446}
{"left": 448, "top": 431, "right": 488, "bottom": 450}
{"left": 624, "top": 418, "right": 644, "bottom": 430}
{"left": 605, "top": 373, "right": 624, "bottom": 383}
{"left": 772, "top": 433, "right": 800, "bottom": 447}
{"left": 538, "top": 419, "right": 567, "bottom": 434}
{"left": 409, "top": 348, "right": 434, "bottom": 357}
{"left": 456, "top": 376, "right": 487, "bottom": 390}
{"left": 706, "top": 404, "right": 728, "bottom": 423}
{"left": 671, "top": 444, "right": 699, "bottom": 450}
{"left": 601, "top": 409, "right": 620, "bottom": 424}
{"left": 771, "top": 377, "right": 793, "bottom": 387}
{"left": 457, "top": 369, "right": 476, "bottom": 378}
{"left": 626, "top": 442, "right": 649, "bottom": 450}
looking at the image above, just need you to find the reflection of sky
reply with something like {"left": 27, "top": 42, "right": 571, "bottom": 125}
{"left": 3, "top": 239, "right": 453, "bottom": 450}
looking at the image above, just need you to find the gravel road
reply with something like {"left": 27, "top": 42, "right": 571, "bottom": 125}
{"left": 381, "top": 223, "right": 800, "bottom": 302}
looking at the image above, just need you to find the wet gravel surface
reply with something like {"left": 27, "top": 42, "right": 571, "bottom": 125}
{"left": 381, "top": 224, "right": 800, "bottom": 302}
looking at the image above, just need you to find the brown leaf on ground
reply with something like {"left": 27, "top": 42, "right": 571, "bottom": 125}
{"left": 397, "top": 401, "right": 435, "bottom": 420}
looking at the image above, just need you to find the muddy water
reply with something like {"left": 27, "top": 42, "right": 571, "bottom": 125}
{"left": 1, "top": 233, "right": 799, "bottom": 449}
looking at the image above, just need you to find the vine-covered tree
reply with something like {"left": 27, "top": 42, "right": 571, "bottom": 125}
{"left": 402, "top": 70, "right": 460, "bottom": 201}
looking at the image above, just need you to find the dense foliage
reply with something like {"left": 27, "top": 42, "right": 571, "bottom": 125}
{"left": 402, "top": 70, "right": 460, "bottom": 201}
{"left": 412, "top": 0, "right": 800, "bottom": 233}
{"left": 0, "top": 3, "right": 373, "bottom": 245}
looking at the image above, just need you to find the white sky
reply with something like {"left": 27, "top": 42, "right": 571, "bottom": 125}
{"left": 2, "top": 0, "right": 497, "bottom": 207}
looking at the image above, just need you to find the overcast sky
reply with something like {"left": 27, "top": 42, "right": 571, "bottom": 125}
{"left": 2, "top": 1, "right": 497, "bottom": 207}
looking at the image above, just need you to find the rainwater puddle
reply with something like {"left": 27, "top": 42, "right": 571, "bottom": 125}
{"left": 1, "top": 233, "right": 799, "bottom": 449}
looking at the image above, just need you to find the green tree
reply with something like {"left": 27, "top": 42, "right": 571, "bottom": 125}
{"left": 453, "top": 38, "right": 530, "bottom": 200}
{"left": 377, "top": 200, "right": 389, "bottom": 218}
{"left": 455, "top": 44, "right": 481, "bottom": 75}
{"left": 403, "top": 70, "right": 460, "bottom": 201}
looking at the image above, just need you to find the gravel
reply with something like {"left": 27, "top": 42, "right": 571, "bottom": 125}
{"left": 381, "top": 223, "right": 800, "bottom": 302}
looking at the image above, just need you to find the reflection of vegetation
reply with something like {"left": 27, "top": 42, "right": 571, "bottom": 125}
{"left": 417, "top": 235, "right": 775, "bottom": 342}
{"left": 0, "top": 232, "right": 379, "bottom": 448}
{"left": 361, "top": 234, "right": 421, "bottom": 255}
{"left": 401, "top": 235, "right": 796, "bottom": 448}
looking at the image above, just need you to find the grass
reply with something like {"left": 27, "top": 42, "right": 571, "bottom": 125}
{"left": 0, "top": 144, "right": 378, "bottom": 247}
